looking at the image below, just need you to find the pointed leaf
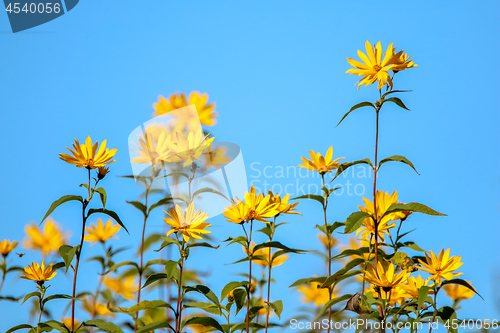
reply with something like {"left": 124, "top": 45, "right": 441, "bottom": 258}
{"left": 253, "top": 241, "right": 304, "bottom": 254}
{"left": 22, "top": 291, "right": 41, "bottom": 305}
{"left": 192, "top": 187, "right": 229, "bottom": 201}
{"left": 87, "top": 209, "right": 128, "bottom": 234}
{"left": 94, "top": 187, "right": 107, "bottom": 209}
{"left": 126, "top": 201, "right": 147, "bottom": 216}
{"left": 41, "top": 195, "right": 83, "bottom": 224}
{"left": 6, "top": 324, "right": 33, "bottom": 333}
{"left": 337, "top": 102, "right": 376, "bottom": 127}
{"left": 314, "top": 294, "right": 353, "bottom": 320}
{"left": 84, "top": 319, "right": 123, "bottom": 333}
{"left": 344, "top": 211, "right": 371, "bottom": 234}
{"left": 383, "top": 203, "right": 446, "bottom": 219}
{"left": 291, "top": 194, "right": 324, "bottom": 207}
{"left": 332, "top": 159, "right": 373, "bottom": 182}
{"left": 148, "top": 197, "right": 174, "bottom": 214}
{"left": 384, "top": 97, "right": 410, "bottom": 110}
{"left": 221, "top": 281, "right": 248, "bottom": 302}
{"left": 289, "top": 276, "right": 327, "bottom": 288}
{"left": 379, "top": 155, "right": 419, "bottom": 175}
{"left": 142, "top": 273, "right": 168, "bottom": 289}
{"left": 183, "top": 316, "right": 224, "bottom": 332}
{"left": 440, "top": 279, "right": 482, "bottom": 299}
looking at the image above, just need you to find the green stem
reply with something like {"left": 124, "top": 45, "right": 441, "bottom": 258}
{"left": 175, "top": 241, "right": 186, "bottom": 333}
{"left": 321, "top": 174, "right": 333, "bottom": 333}
{"left": 429, "top": 285, "right": 439, "bottom": 333}
{"left": 245, "top": 221, "right": 254, "bottom": 333}
{"left": 264, "top": 217, "right": 276, "bottom": 333}
{"left": 37, "top": 287, "right": 46, "bottom": 333}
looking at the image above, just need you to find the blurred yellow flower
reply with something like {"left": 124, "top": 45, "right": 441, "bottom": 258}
{"left": 164, "top": 203, "right": 211, "bottom": 242}
{"left": 245, "top": 242, "right": 289, "bottom": 268}
{"left": 418, "top": 249, "right": 463, "bottom": 284}
{"left": 153, "top": 92, "right": 218, "bottom": 127}
{"left": 346, "top": 41, "right": 398, "bottom": 90}
{"left": 298, "top": 146, "right": 344, "bottom": 175}
{"left": 61, "top": 318, "right": 81, "bottom": 331}
{"left": 357, "top": 190, "right": 406, "bottom": 241}
{"left": 20, "top": 261, "right": 57, "bottom": 283}
{"left": 364, "top": 261, "right": 409, "bottom": 291}
{"left": 366, "top": 285, "right": 409, "bottom": 306}
{"left": 84, "top": 219, "right": 120, "bottom": 244}
{"left": 297, "top": 282, "right": 335, "bottom": 307}
{"left": 223, "top": 199, "right": 249, "bottom": 224}
{"left": 23, "top": 218, "right": 68, "bottom": 256}
{"left": 59, "top": 136, "right": 117, "bottom": 169}
{"left": 242, "top": 185, "right": 280, "bottom": 223}
{"left": 443, "top": 281, "right": 474, "bottom": 301}
{"left": 342, "top": 237, "right": 371, "bottom": 261}
{"left": 268, "top": 191, "right": 301, "bottom": 216}
{"left": 103, "top": 276, "right": 137, "bottom": 300}
{"left": 0, "top": 239, "right": 18, "bottom": 257}
{"left": 169, "top": 130, "right": 215, "bottom": 167}
{"left": 403, "top": 275, "right": 432, "bottom": 299}
{"left": 317, "top": 234, "right": 337, "bottom": 249}
{"left": 81, "top": 296, "right": 114, "bottom": 318}
{"left": 130, "top": 124, "right": 172, "bottom": 167}
{"left": 202, "top": 146, "right": 231, "bottom": 169}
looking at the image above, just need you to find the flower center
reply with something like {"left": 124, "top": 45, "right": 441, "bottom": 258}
{"left": 373, "top": 64, "right": 382, "bottom": 72}
{"left": 248, "top": 209, "right": 257, "bottom": 220}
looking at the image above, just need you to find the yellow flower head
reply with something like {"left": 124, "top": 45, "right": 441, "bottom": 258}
{"left": 20, "top": 261, "right": 57, "bottom": 284}
{"left": 59, "top": 136, "right": 117, "bottom": 169}
{"left": 103, "top": 276, "right": 137, "bottom": 300}
{"left": 84, "top": 219, "right": 120, "bottom": 244}
{"left": 23, "top": 218, "right": 68, "bottom": 256}
{"left": 268, "top": 191, "right": 301, "bottom": 216}
{"left": 297, "top": 282, "right": 336, "bottom": 307}
{"left": 298, "top": 146, "right": 345, "bottom": 175}
{"left": 418, "top": 248, "right": 463, "bottom": 284}
{"left": 169, "top": 130, "right": 215, "bottom": 167}
{"left": 403, "top": 274, "right": 432, "bottom": 299}
{"left": 346, "top": 41, "right": 400, "bottom": 90}
{"left": 242, "top": 185, "right": 280, "bottom": 223}
{"left": 202, "top": 146, "right": 231, "bottom": 169}
{"left": 0, "top": 239, "right": 18, "bottom": 257}
{"left": 389, "top": 46, "right": 418, "bottom": 73}
{"left": 443, "top": 281, "right": 475, "bottom": 301}
{"left": 81, "top": 296, "right": 114, "bottom": 318}
{"left": 366, "top": 285, "right": 409, "bottom": 306}
{"left": 130, "top": 124, "right": 173, "bottom": 168}
{"left": 223, "top": 199, "right": 249, "bottom": 224}
{"left": 317, "top": 234, "right": 338, "bottom": 249}
{"left": 164, "top": 202, "right": 211, "bottom": 242}
{"left": 245, "top": 242, "right": 289, "bottom": 268}
{"left": 153, "top": 92, "right": 218, "bottom": 127}
{"left": 357, "top": 190, "right": 406, "bottom": 241}
{"left": 364, "top": 261, "right": 409, "bottom": 291}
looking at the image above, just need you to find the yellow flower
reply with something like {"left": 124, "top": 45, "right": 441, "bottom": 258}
{"left": 364, "top": 261, "right": 409, "bottom": 291}
{"left": 346, "top": 41, "right": 399, "bottom": 90}
{"left": 443, "top": 281, "right": 475, "bottom": 301}
{"left": 202, "top": 146, "right": 231, "bottom": 169}
{"left": 0, "top": 239, "right": 18, "bottom": 257}
{"left": 357, "top": 190, "right": 406, "bottom": 241}
{"left": 245, "top": 242, "right": 289, "bottom": 268}
{"left": 164, "top": 202, "right": 211, "bottom": 242}
{"left": 418, "top": 249, "right": 463, "bottom": 284}
{"left": 366, "top": 285, "right": 409, "bottom": 306}
{"left": 153, "top": 92, "right": 218, "bottom": 127}
{"left": 81, "top": 296, "right": 114, "bottom": 318}
{"left": 84, "top": 219, "right": 120, "bottom": 244}
{"left": 223, "top": 199, "right": 249, "bottom": 224}
{"left": 59, "top": 136, "right": 117, "bottom": 169}
{"left": 243, "top": 186, "right": 280, "bottom": 223}
{"left": 23, "top": 218, "right": 68, "bottom": 256}
{"left": 297, "top": 282, "right": 335, "bottom": 307}
{"left": 130, "top": 124, "right": 173, "bottom": 167}
{"left": 403, "top": 275, "right": 432, "bottom": 299}
{"left": 20, "top": 261, "right": 57, "bottom": 283}
{"left": 103, "top": 276, "right": 137, "bottom": 300}
{"left": 389, "top": 46, "right": 418, "bottom": 73}
{"left": 268, "top": 191, "right": 301, "bottom": 215}
{"left": 61, "top": 318, "right": 81, "bottom": 331}
{"left": 317, "top": 234, "right": 338, "bottom": 249}
{"left": 169, "top": 130, "right": 215, "bottom": 167}
{"left": 298, "top": 146, "right": 344, "bottom": 175}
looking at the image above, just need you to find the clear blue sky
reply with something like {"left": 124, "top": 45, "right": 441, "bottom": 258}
{"left": 0, "top": 1, "right": 499, "bottom": 331}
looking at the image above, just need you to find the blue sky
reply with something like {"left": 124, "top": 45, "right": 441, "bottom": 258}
{"left": 0, "top": 1, "right": 499, "bottom": 331}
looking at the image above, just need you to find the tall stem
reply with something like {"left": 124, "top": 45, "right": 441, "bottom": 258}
{"left": 0, "top": 271, "right": 5, "bottom": 294}
{"left": 245, "top": 221, "right": 254, "bottom": 333}
{"left": 264, "top": 217, "right": 276, "bottom": 333}
{"left": 135, "top": 184, "right": 150, "bottom": 329}
{"left": 321, "top": 174, "right": 333, "bottom": 332}
{"left": 175, "top": 242, "right": 186, "bottom": 333}
{"left": 36, "top": 287, "right": 46, "bottom": 333}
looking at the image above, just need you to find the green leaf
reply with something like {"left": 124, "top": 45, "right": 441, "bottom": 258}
{"left": 332, "top": 159, "right": 373, "bottom": 182}
{"left": 184, "top": 285, "right": 220, "bottom": 308}
{"left": 315, "top": 294, "right": 353, "bottom": 321}
{"left": 95, "top": 187, "right": 107, "bottom": 209}
{"left": 316, "top": 222, "right": 345, "bottom": 236}
{"left": 291, "top": 194, "right": 324, "bottom": 207}
{"left": 223, "top": 236, "right": 248, "bottom": 247}
{"left": 118, "top": 300, "right": 174, "bottom": 315}
{"left": 142, "top": 273, "right": 168, "bottom": 289}
{"left": 399, "top": 241, "right": 425, "bottom": 252}
{"left": 343, "top": 211, "right": 371, "bottom": 234}
{"left": 106, "top": 261, "right": 139, "bottom": 274}
{"left": 289, "top": 276, "right": 327, "bottom": 288}
{"left": 221, "top": 281, "right": 248, "bottom": 302}
{"left": 253, "top": 241, "right": 304, "bottom": 254}
{"left": 148, "top": 197, "right": 174, "bottom": 214}
{"left": 382, "top": 90, "right": 412, "bottom": 98}
{"left": 383, "top": 202, "right": 446, "bottom": 218}
{"left": 192, "top": 187, "right": 229, "bottom": 201}
{"left": 126, "top": 201, "right": 147, "bottom": 216}
{"left": 0, "top": 296, "right": 20, "bottom": 302}
{"left": 84, "top": 319, "right": 123, "bottom": 333}
{"left": 52, "top": 261, "right": 66, "bottom": 271}
{"left": 59, "top": 245, "right": 80, "bottom": 273}
{"left": 41, "top": 195, "right": 83, "bottom": 224}
{"left": 136, "top": 321, "right": 173, "bottom": 333}
{"left": 22, "top": 291, "right": 41, "bottom": 305}
{"left": 186, "top": 242, "right": 219, "bottom": 250}
{"left": 165, "top": 260, "right": 179, "bottom": 282}
{"left": 6, "top": 324, "right": 33, "bottom": 333}
{"left": 158, "top": 172, "right": 190, "bottom": 181}
{"left": 184, "top": 301, "right": 222, "bottom": 315}
{"left": 379, "top": 155, "right": 419, "bottom": 175}
{"left": 384, "top": 97, "right": 410, "bottom": 110}
{"left": 269, "top": 300, "right": 283, "bottom": 319}
{"left": 337, "top": 101, "right": 376, "bottom": 127}
{"left": 87, "top": 208, "right": 128, "bottom": 234}
{"left": 183, "top": 316, "right": 224, "bottom": 332}
{"left": 155, "top": 236, "right": 180, "bottom": 252}
{"left": 233, "top": 288, "right": 247, "bottom": 315}
{"left": 321, "top": 258, "right": 365, "bottom": 288}
{"left": 41, "top": 320, "right": 68, "bottom": 333}
{"left": 440, "top": 279, "right": 483, "bottom": 299}
{"left": 417, "top": 286, "right": 431, "bottom": 311}
{"left": 42, "top": 294, "right": 76, "bottom": 306}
